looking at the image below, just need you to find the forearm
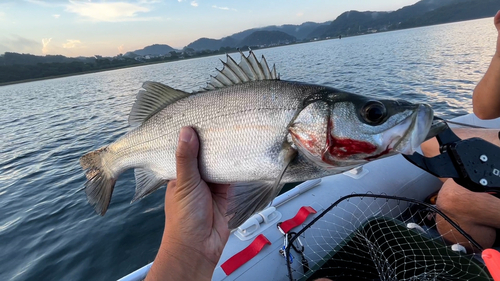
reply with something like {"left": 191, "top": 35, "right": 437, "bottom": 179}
{"left": 473, "top": 38, "right": 500, "bottom": 119}
{"left": 145, "top": 237, "right": 216, "bottom": 281}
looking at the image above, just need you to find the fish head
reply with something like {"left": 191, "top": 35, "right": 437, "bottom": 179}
{"left": 289, "top": 89, "right": 433, "bottom": 168}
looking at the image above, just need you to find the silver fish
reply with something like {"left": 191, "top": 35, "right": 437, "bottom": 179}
{"left": 80, "top": 51, "right": 433, "bottom": 229}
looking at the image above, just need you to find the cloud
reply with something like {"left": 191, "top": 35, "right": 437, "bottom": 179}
{"left": 65, "top": 1, "right": 157, "bottom": 22}
{"left": 296, "top": 12, "right": 304, "bottom": 17}
{"left": 212, "top": 5, "right": 236, "bottom": 11}
{"left": 42, "top": 38, "right": 52, "bottom": 54}
{"left": 118, "top": 44, "right": 125, "bottom": 54}
{"left": 212, "top": 5, "right": 228, "bottom": 10}
{"left": 63, "top": 39, "right": 82, "bottom": 49}
{"left": 190, "top": 1, "right": 198, "bottom": 7}
{"left": 53, "top": 14, "right": 60, "bottom": 19}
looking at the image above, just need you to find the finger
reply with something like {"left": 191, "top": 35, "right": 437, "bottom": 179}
{"left": 175, "top": 127, "right": 201, "bottom": 188}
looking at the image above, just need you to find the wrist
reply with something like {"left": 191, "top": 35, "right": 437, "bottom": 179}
{"left": 146, "top": 236, "right": 216, "bottom": 281}
{"left": 161, "top": 237, "right": 217, "bottom": 279}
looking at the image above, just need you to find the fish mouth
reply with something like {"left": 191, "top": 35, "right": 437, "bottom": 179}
{"left": 385, "top": 104, "right": 434, "bottom": 155}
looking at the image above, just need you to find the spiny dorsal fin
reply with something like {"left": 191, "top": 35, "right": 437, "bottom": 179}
{"left": 129, "top": 81, "right": 190, "bottom": 126}
{"left": 204, "top": 50, "right": 279, "bottom": 91}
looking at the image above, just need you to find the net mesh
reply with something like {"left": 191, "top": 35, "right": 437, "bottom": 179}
{"left": 285, "top": 194, "right": 492, "bottom": 281}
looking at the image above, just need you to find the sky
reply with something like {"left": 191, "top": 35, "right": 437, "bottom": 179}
{"left": 0, "top": 0, "right": 420, "bottom": 57}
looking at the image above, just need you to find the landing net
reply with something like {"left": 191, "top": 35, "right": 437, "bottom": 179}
{"left": 285, "top": 194, "right": 492, "bottom": 281}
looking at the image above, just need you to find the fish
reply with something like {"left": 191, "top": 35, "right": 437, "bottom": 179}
{"left": 80, "top": 51, "right": 434, "bottom": 229}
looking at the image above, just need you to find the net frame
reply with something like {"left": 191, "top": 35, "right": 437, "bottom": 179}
{"left": 285, "top": 193, "right": 491, "bottom": 281}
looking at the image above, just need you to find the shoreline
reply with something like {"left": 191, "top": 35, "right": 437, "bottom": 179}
{"left": 0, "top": 59, "right": 186, "bottom": 87}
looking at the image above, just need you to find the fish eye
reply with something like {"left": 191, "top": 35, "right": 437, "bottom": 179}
{"left": 362, "top": 101, "right": 387, "bottom": 125}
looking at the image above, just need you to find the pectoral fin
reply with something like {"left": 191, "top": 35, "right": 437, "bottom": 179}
{"left": 227, "top": 181, "right": 284, "bottom": 229}
{"left": 226, "top": 148, "right": 297, "bottom": 229}
{"left": 131, "top": 168, "right": 168, "bottom": 202}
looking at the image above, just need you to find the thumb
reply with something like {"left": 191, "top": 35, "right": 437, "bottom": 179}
{"left": 175, "top": 127, "right": 201, "bottom": 188}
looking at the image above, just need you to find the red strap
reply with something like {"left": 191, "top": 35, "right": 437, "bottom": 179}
{"left": 279, "top": 206, "right": 317, "bottom": 234}
{"left": 483, "top": 249, "right": 500, "bottom": 281}
{"left": 221, "top": 234, "right": 271, "bottom": 275}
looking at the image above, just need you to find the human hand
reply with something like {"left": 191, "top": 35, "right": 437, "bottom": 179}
{"left": 146, "top": 127, "right": 231, "bottom": 281}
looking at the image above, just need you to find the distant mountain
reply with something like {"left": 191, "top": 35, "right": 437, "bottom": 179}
{"left": 184, "top": 0, "right": 496, "bottom": 52}
{"left": 238, "top": 31, "right": 296, "bottom": 47}
{"left": 186, "top": 37, "right": 238, "bottom": 51}
{"left": 315, "top": 11, "right": 391, "bottom": 39}
{"left": 399, "top": 0, "right": 500, "bottom": 28}
{"left": 129, "top": 44, "right": 176, "bottom": 56}
{"left": 372, "top": 0, "right": 466, "bottom": 25}
{"left": 312, "top": 0, "right": 492, "bottom": 38}
{"left": 186, "top": 21, "right": 330, "bottom": 51}
{"left": 176, "top": 0, "right": 497, "bottom": 52}
{"left": 229, "top": 21, "right": 331, "bottom": 42}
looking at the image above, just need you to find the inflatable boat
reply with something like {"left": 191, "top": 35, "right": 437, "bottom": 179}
{"left": 119, "top": 113, "right": 500, "bottom": 281}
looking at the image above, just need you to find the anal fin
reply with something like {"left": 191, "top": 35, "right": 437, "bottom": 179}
{"left": 132, "top": 168, "right": 168, "bottom": 202}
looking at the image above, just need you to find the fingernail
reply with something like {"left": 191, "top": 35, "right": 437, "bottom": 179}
{"left": 179, "top": 127, "right": 193, "bottom": 143}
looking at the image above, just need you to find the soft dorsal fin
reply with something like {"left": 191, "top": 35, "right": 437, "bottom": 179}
{"left": 204, "top": 50, "right": 279, "bottom": 90}
{"left": 129, "top": 81, "right": 190, "bottom": 126}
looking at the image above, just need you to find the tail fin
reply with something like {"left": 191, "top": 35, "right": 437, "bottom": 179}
{"left": 80, "top": 147, "right": 116, "bottom": 215}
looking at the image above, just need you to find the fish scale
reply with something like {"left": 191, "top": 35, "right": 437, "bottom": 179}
{"left": 80, "top": 51, "right": 433, "bottom": 229}
{"left": 112, "top": 81, "right": 305, "bottom": 182}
